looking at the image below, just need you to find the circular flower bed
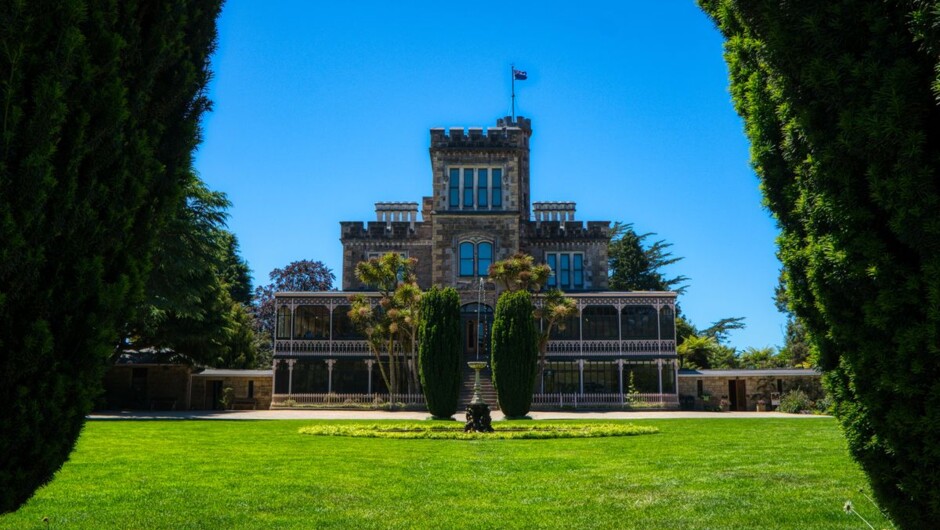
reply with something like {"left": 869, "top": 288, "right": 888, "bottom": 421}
{"left": 298, "top": 422, "right": 659, "bottom": 440}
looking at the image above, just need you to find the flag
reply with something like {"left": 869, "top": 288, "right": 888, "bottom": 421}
{"left": 513, "top": 69, "right": 527, "bottom": 80}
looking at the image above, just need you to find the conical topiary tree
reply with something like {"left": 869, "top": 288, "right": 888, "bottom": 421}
{"left": 418, "top": 286, "right": 462, "bottom": 419}
{"left": 490, "top": 290, "right": 539, "bottom": 418}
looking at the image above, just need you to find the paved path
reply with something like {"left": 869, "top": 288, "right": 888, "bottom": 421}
{"left": 89, "top": 409, "right": 830, "bottom": 421}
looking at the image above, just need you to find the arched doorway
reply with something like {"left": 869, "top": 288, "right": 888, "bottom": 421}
{"left": 460, "top": 303, "right": 493, "bottom": 361}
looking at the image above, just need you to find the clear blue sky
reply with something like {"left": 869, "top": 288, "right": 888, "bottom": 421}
{"left": 194, "top": 1, "right": 786, "bottom": 350}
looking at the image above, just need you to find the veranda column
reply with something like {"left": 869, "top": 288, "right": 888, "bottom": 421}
{"left": 366, "top": 360, "right": 374, "bottom": 395}
{"left": 326, "top": 359, "right": 336, "bottom": 394}
{"left": 328, "top": 299, "right": 334, "bottom": 356}
{"left": 578, "top": 358, "right": 585, "bottom": 395}
{"left": 617, "top": 359, "right": 624, "bottom": 400}
{"left": 616, "top": 302, "right": 624, "bottom": 357}
{"left": 657, "top": 358, "right": 664, "bottom": 404}
{"left": 287, "top": 359, "right": 296, "bottom": 395}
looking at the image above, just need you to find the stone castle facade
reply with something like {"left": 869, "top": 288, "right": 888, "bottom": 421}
{"left": 272, "top": 116, "right": 679, "bottom": 409}
{"left": 340, "top": 116, "right": 609, "bottom": 293}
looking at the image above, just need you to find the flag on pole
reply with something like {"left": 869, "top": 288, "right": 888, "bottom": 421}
{"left": 513, "top": 69, "right": 527, "bottom": 80}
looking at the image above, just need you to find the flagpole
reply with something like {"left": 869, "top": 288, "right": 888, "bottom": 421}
{"left": 511, "top": 63, "right": 515, "bottom": 121}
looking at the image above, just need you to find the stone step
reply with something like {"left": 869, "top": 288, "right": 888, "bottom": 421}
{"left": 458, "top": 364, "right": 499, "bottom": 409}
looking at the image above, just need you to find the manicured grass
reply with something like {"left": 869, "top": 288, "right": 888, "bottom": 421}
{"left": 2, "top": 418, "right": 883, "bottom": 529}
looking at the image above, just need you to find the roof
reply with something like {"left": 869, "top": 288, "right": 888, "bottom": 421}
{"left": 678, "top": 369, "right": 820, "bottom": 378}
{"left": 192, "top": 369, "right": 273, "bottom": 378}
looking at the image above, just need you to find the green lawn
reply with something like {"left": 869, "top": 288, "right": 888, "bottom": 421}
{"left": 2, "top": 418, "right": 883, "bottom": 529}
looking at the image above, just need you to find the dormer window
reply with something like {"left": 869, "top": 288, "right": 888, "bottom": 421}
{"left": 448, "top": 167, "right": 503, "bottom": 211}
{"left": 459, "top": 241, "right": 494, "bottom": 277}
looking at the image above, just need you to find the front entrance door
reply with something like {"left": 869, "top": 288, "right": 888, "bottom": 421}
{"left": 728, "top": 380, "right": 748, "bottom": 411}
{"left": 208, "top": 380, "right": 223, "bottom": 410}
{"left": 460, "top": 303, "right": 493, "bottom": 361}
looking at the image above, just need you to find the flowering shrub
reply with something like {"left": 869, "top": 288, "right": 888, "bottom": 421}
{"left": 777, "top": 389, "right": 812, "bottom": 414}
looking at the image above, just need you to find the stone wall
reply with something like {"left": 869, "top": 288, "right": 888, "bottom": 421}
{"left": 678, "top": 373, "right": 823, "bottom": 411}
{"left": 190, "top": 375, "right": 273, "bottom": 410}
{"left": 430, "top": 213, "right": 522, "bottom": 286}
{"left": 522, "top": 220, "right": 610, "bottom": 290}
{"left": 340, "top": 221, "right": 433, "bottom": 289}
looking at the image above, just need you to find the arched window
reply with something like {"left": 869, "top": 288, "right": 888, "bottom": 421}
{"left": 458, "top": 241, "right": 494, "bottom": 277}
{"left": 549, "top": 313, "right": 580, "bottom": 340}
{"left": 477, "top": 242, "right": 493, "bottom": 276}
{"left": 582, "top": 306, "right": 619, "bottom": 340}
{"left": 276, "top": 306, "right": 292, "bottom": 340}
{"left": 332, "top": 305, "right": 364, "bottom": 340}
{"left": 659, "top": 305, "right": 675, "bottom": 340}
{"left": 294, "top": 305, "right": 329, "bottom": 339}
{"left": 459, "top": 242, "right": 475, "bottom": 276}
{"left": 621, "top": 306, "right": 658, "bottom": 340}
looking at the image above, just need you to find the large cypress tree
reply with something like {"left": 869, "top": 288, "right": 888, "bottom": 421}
{"left": 490, "top": 290, "right": 539, "bottom": 418}
{"left": 417, "top": 286, "right": 462, "bottom": 419}
{"left": 699, "top": 1, "right": 940, "bottom": 525}
{"left": 0, "top": 0, "right": 222, "bottom": 513}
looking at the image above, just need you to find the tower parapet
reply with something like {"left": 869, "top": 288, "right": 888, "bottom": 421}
{"left": 430, "top": 115, "right": 532, "bottom": 150}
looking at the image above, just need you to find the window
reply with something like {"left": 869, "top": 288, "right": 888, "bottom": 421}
{"left": 477, "top": 242, "right": 493, "bottom": 276}
{"left": 458, "top": 241, "right": 494, "bottom": 277}
{"left": 459, "top": 242, "right": 475, "bottom": 276}
{"left": 582, "top": 306, "right": 618, "bottom": 340}
{"left": 449, "top": 169, "right": 459, "bottom": 207}
{"left": 248, "top": 380, "right": 255, "bottom": 399}
{"left": 463, "top": 169, "right": 474, "bottom": 207}
{"left": 276, "top": 305, "right": 292, "bottom": 339}
{"left": 622, "top": 306, "right": 658, "bottom": 340}
{"left": 544, "top": 252, "right": 585, "bottom": 289}
{"left": 492, "top": 169, "right": 502, "bottom": 207}
{"left": 446, "top": 167, "right": 503, "bottom": 210}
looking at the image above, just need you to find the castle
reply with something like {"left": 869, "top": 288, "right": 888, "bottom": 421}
{"left": 272, "top": 116, "right": 679, "bottom": 409}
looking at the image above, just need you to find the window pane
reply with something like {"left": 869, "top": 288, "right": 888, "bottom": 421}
{"left": 276, "top": 306, "right": 292, "bottom": 339}
{"left": 492, "top": 169, "right": 502, "bottom": 207}
{"left": 463, "top": 169, "right": 474, "bottom": 207}
{"left": 459, "top": 242, "right": 474, "bottom": 276}
{"left": 477, "top": 169, "right": 488, "bottom": 207}
{"left": 449, "top": 169, "right": 459, "bottom": 208}
{"left": 560, "top": 254, "right": 570, "bottom": 287}
{"left": 477, "top": 242, "right": 493, "bottom": 276}
{"left": 546, "top": 254, "right": 557, "bottom": 287}
{"left": 573, "top": 254, "right": 584, "bottom": 288}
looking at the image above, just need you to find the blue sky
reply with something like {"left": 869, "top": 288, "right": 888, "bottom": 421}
{"left": 194, "top": 1, "right": 786, "bottom": 350}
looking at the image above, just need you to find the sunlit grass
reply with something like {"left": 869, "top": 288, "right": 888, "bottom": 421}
{"left": 2, "top": 418, "right": 877, "bottom": 529}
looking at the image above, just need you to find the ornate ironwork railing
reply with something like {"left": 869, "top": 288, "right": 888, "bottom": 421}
{"left": 531, "top": 392, "right": 679, "bottom": 408}
{"left": 274, "top": 340, "right": 371, "bottom": 356}
{"left": 271, "top": 393, "right": 426, "bottom": 407}
{"left": 545, "top": 340, "right": 676, "bottom": 356}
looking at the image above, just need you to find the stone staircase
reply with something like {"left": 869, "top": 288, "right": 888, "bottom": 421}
{"left": 458, "top": 362, "right": 499, "bottom": 409}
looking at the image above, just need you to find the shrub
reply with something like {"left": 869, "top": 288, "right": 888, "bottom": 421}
{"left": 417, "top": 286, "right": 462, "bottom": 419}
{"left": 490, "top": 291, "right": 539, "bottom": 418}
{"left": 777, "top": 389, "right": 812, "bottom": 414}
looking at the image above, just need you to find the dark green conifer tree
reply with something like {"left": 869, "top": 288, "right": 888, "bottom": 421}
{"left": 417, "top": 287, "right": 462, "bottom": 419}
{"left": 0, "top": 0, "right": 222, "bottom": 513}
{"left": 700, "top": 1, "right": 940, "bottom": 525}
{"left": 490, "top": 290, "right": 539, "bottom": 418}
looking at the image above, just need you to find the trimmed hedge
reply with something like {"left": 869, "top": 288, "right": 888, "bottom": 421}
{"left": 418, "top": 287, "right": 462, "bottom": 418}
{"left": 490, "top": 290, "right": 539, "bottom": 418}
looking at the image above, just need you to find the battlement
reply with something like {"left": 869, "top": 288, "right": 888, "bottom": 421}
{"left": 533, "top": 202, "right": 576, "bottom": 224}
{"left": 341, "top": 220, "right": 427, "bottom": 240}
{"left": 430, "top": 116, "right": 531, "bottom": 150}
{"left": 526, "top": 220, "right": 610, "bottom": 240}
